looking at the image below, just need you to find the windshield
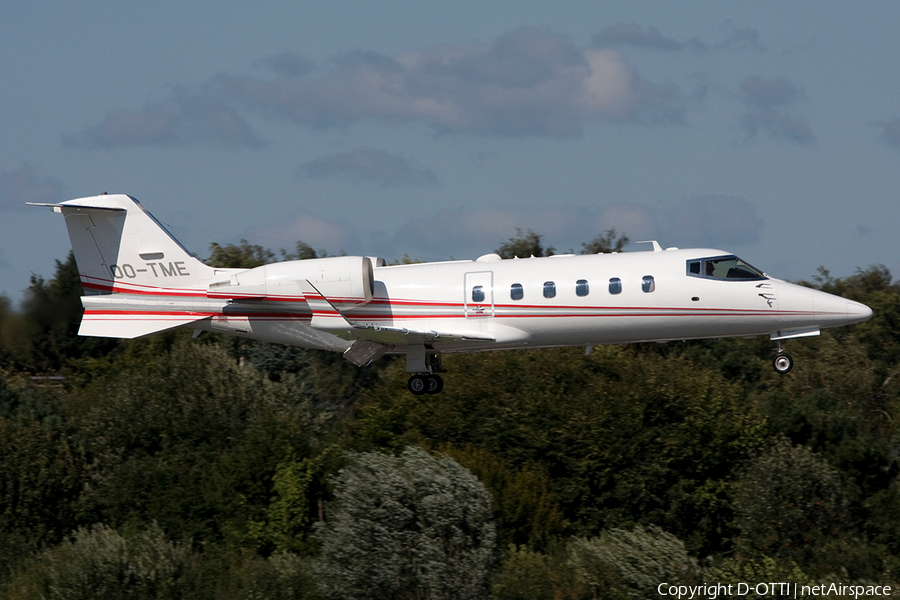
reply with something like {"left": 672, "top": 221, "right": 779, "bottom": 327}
{"left": 686, "top": 255, "right": 767, "bottom": 281}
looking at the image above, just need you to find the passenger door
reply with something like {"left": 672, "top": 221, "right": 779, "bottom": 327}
{"left": 464, "top": 271, "right": 494, "bottom": 318}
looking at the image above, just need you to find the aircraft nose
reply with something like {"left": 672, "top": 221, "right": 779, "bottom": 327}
{"left": 847, "top": 299, "right": 873, "bottom": 324}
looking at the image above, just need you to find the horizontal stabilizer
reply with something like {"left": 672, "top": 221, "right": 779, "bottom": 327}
{"left": 26, "top": 202, "right": 126, "bottom": 212}
{"left": 79, "top": 294, "right": 211, "bottom": 338}
{"left": 79, "top": 311, "right": 210, "bottom": 338}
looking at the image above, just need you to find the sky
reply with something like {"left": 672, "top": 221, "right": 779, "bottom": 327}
{"left": 2, "top": 1, "right": 899, "bottom": 302}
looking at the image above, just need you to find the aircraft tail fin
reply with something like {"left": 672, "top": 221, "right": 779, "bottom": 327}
{"left": 30, "top": 194, "right": 213, "bottom": 295}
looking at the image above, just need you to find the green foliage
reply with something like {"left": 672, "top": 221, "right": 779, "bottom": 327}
{"left": 244, "top": 341, "right": 388, "bottom": 408}
{"left": 580, "top": 227, "right": 629, "bottom": 254}
{"left": 495, "top": 228, "right": 554, "bottom": 259}
{"left": 3, "top": 243, "right": 900, "bottom": 595}
{"left": 706, "top": 555, "right": 813, "bottom": 600}
{"left": 567, "top": 526, "right": 700, "bottom": 599}
{"left": 70, "top": 340, "right": 327, "bottom": 549}
{"left": 5, "top": 523, "right": 196, "bottom": 600}
{"left": 282, "top": 241, "right": 321, "bottom": 261}
{"left": 251, "top": 446, "right": 339, "bottom": 554}
{"left": 733, "top": 438, "right": 850, "bottom": 567}
{"left": 441, "top": 444, "right": 569, "bottom": 550}
{"left": 315, "top": 446, "right": 498, "bottom": 600}
{"left": 207, "top": 239, "right": 277, "bottom": 268}
{"left": 207, "top": 238, "right": 322, "bottom": 269}
{"left": 220, "top": 550, "right": 320, "bottom": 600}
{"left": 808, "top": 265, "right": 900, "bottom": 371}
{"left": 5, "top": 253, "right": 119, "bottom": 372}
{"left": 493, "top": 527, "right": 699, "bottom": 600}
{"left": 0, "top": 294, "right": 15, "bottom": 366}
{"left": 0, "top": 376, "right": 85, "bottom": 569}
{"left": 352, "top": 346, "right": 766, "bottom": 555}
{"left": 3, "top": 522, "right": 321, "bottom": 600}
{"left": 491, "top": 545, "right": 558, "bottom": 600}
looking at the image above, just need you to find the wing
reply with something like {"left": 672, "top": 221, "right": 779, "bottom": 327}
{"left": 298, "top": 279, "right": 495, "bottom": 365}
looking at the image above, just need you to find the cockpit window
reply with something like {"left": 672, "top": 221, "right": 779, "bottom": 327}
{"left": 687, "top": 255, "right": 766, "bottom": 281}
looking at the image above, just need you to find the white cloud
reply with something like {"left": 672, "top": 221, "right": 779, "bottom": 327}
{"left": 65, "top": 93, "right": 264, "bottom": 149}
{"left": 67, "top": 26, "right": 687, "bottom": 147}
{"left": 738, "top": 75, "right": 815, "bottom": 145}
{"left": 592, "top": 22, "right": 763, "bottom": 53}
{"left": 211, "top": 26, "right": 683, "bottom": 137}
{"left": 297, "top": 147, "right": 438, "bottom": 188}
{"left": 248, "top": 211, "right": 354, "bottom": 254}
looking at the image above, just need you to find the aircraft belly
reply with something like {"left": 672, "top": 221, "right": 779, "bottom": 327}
{"left": 197, "top": 314, "right": 352, "bottom": 352}
{"left": 501, "top": 309, "right": 780, "bottom": 347}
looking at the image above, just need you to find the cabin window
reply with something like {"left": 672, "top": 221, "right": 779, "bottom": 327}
{"left": 472, "top": 285, "right": 485, "bottom": 303}
{"left": 543, "top": 281, "right": 556, "bottom": 299}
{"left": 510, "top": 283, "right": 524, "bottom": 300}
{"left": 642, "top": 276, "right": 656, "bottom": 293}
{"left": 609, "top": 278, "right": 622, "bottom": 295}
{"left": 576, "top": 279, "right": 589, "bottom": 297}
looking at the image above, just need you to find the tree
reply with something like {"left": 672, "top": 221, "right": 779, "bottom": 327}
{"left": 733, "top": 438, "right": 849, "bottom": 568}
{"left": 495, "top": 228, "right": 553, "bottom": 259}
{"left": 581, "top": 228, "right": 629, "bottom": 254}
{"left": 11, "top": 253, "right": 118, "bottom": 372}
{"left": 70, "top": 340, "right": 326, "bottom": 549}
{"left": 207, "top": 239, "right": 321, "bottom": 269}
{"left": 440, "top": 444, "right": 569, "bottom": 550}
{"left": 4, "top": 523, "right": 195, "bottom": 600}
{"left": 206, "top": 239, "right": 276, "bottom": 268}
{"left": 567, "top": 526, "right": 700, "bottom": 599}
{"left": 282, "top": 241, "right": 320, "bottom": 261}
{"left": 493, "top": 526, "right": 699, "bottom": 600}
{"left": 315, "top": 446, "right": 497, "bottom": 600}
{"left": 351, "top": 346, "right": 766, "bottom": 555}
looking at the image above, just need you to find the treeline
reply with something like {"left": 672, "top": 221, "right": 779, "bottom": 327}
{"left": 0, "top": 232, "right": 899, "bottom": 599}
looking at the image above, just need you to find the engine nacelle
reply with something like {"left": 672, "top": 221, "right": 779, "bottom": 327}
{"left": 208, "top": 256, "right": 375, "bottom": 310}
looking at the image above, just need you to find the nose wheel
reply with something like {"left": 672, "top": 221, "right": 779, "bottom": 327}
{"left": 773, "top": 352, "right": 793, "bottom": 374}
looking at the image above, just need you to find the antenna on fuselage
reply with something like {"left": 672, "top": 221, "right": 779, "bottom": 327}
{"left": 637, "top": 240, "right": 663, "bottom": 252}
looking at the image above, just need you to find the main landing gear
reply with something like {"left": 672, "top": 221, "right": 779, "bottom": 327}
{"left": 407, "top": 373, "right": 444, "bottom": 395}
{"left": 772, "top": 341, "right": 793, "bottom": 374}
{"left": 406, "top": 348, "right": 446, "bottom": 395}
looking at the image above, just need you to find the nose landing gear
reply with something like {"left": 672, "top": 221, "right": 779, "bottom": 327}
{"left": 773, "top": 352, "right": 793, "bottom": 374}
{"left": 772, "top": 341, "right": 793, "bottom": 374}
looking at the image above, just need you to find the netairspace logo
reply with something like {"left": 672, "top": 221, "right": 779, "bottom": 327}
{"left": 657, "top": 583, "right": 893, "bottom": 599}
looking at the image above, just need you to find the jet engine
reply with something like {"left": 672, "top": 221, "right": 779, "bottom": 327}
{"left": 208, "top": 256, "right": 375, "bottom": 310}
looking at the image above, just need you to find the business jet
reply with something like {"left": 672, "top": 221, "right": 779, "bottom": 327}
{"left": 30, "top": 194, "right": 873, "bottom": 395}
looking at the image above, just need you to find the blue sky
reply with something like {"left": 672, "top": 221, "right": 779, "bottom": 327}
{"left": 3, "top": 2, "right": 899, "bottom": 302}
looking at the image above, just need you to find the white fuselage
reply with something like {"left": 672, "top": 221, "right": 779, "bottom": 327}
{"left": 35, "top": 194, "right": 874, "bottom": 382}
{"left": 186, "top": 248, "right": 871, "bottom": 355}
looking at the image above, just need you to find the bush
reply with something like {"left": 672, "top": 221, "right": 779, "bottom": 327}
{"left": 315, "top": 446, "right": 497, "bottom": 600}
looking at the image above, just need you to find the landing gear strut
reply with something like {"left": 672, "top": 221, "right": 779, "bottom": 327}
{"left": 406, "top": 349, "right": 445, "bottom": 395}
